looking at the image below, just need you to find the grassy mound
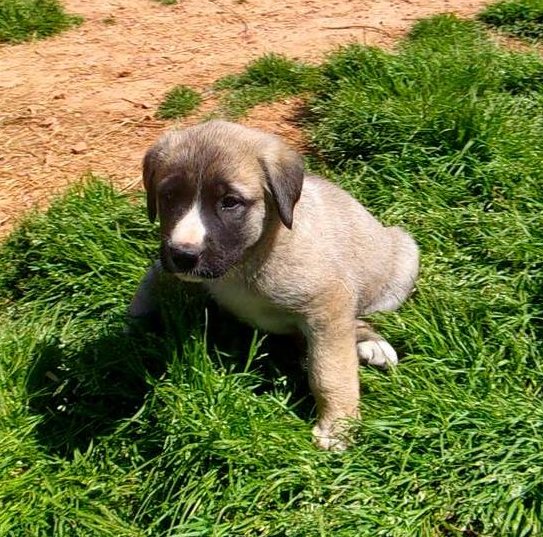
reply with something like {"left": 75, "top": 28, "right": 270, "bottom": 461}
{"left": 0, "top": 0, "right": 82, "bottom": 43}
{"left": 309, "top": 15, "right": 543, "bottom": 170}
{"left": 479, "top": 0, "right": 543, "bottom": 40}
{"left": 1, "top": 14, "right": 542, "bottom": 537}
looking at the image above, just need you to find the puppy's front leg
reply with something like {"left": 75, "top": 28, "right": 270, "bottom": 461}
{"left": 305, "top": 315, "right": 360, "bottom": 451}
{"left": 127, "top": 260, "right": 164, "bottom": 330}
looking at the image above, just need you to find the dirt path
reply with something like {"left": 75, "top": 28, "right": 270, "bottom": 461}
{"left": 0, "top": 0, "right": 491, "bottom": 235}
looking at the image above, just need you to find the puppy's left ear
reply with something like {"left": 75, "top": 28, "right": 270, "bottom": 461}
{"left": 143, "top": 145, "right": 160, "bottom": 223}
{"left": 260, "top": 145, "right": 304, "bottom": 229}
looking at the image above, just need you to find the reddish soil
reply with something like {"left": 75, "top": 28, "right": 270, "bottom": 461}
{"left": 0, "top": 0, "right": 491, "bottom": 235}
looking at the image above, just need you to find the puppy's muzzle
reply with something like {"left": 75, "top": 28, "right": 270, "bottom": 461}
{"left": 168, "top": 243, "right": 202, "bottom": 272}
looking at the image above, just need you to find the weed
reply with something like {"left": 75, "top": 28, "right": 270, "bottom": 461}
{"left": 0, "top": 0, "right": 82, "bottom": 43}
{"left": 156, "top": 85, "right": 202, "bottom": 120}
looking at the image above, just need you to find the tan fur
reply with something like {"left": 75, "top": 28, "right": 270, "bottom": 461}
{"left": 130, "top": 121, "right": 419, "bottom": 450}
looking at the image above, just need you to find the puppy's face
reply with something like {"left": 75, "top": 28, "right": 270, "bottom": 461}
{"left": 143, "top": 121, "right": 304, "bottom": 281}
{"left": 155, "top": 148, "right": 268, "bottom": 280}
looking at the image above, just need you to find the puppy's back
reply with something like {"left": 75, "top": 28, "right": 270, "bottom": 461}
{"left": 295, "top": 175, "right": 418, "bottom": 315}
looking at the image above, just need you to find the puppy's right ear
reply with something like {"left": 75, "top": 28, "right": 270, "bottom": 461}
{"left": 143, "top": 146, "right": 159, "bottom": 223}
{"left": 259, "top": 144, "right": 304, "bottom": 230}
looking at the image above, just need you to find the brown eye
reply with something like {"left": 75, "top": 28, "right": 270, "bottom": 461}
{"left": 220, "top": 195, "right": 243, "bottom": 210}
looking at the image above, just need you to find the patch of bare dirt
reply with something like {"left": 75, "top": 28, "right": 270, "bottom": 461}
{"left": 0, "top": 0, "right": 491, "bottom": 234}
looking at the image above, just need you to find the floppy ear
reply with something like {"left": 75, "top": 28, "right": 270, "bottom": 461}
{"left": 259, "top": 145, "right": 304, "bottom": 229}
{"left": 142, "top": 146, "right": 159, "bottom": 223}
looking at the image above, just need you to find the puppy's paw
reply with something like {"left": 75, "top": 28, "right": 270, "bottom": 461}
{"left": 357, "top": 339, "right": 398, "bottom": 369}
{"left": 312, "top": 424, "right": 348, "bottom": 452}
{"left": 124, "top": 310, "right": 164, "bottom": 336}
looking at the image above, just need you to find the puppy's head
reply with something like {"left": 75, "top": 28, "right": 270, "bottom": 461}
{"left": 143, "top": 120, "right": 304, "bottom": 281}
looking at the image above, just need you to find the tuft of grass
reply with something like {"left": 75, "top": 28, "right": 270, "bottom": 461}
{"left": 1, "top": 13, "right": 543, "bottom": 537}
{"left": 153, "top": 0, "right": 178, "bottom": 5}
{"left": 156, "top": 85, "right": 202, "bottom": 120}
{"left": 479, "top": 0, "right": 543, "bottom": 40}
{"left": 214, "top": 53, "right": 320, "bottom": 117}
{"left": 0, "top": 0, "right": 82, "bottom": 43}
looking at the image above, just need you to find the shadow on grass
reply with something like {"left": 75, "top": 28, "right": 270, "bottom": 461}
{"left": 25, "top": 326, "right": 168, "bottom": 456}
{"left": 206, "top": 301, "right": 312, "bottom": 416}
{"left": 25, "top": 292, "right": 312, "bottom": 457}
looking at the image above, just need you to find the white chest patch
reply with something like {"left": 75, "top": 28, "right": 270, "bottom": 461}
{"left": 170, "top": 203, "right": 206, "bottom": 247}
{"left": 206, "top": 280, "right": 299, "bottom": 335}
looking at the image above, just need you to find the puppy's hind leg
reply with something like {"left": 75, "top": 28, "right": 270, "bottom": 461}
{"left": 356, "top": 320, "right": 398, "bottom": 369}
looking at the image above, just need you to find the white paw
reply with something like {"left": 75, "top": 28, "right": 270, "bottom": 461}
{"left": 357, "top": 339, "right": 398, "bottom": 369}
{"left": 312, "top": 424, "right": 348, "bottom": 451}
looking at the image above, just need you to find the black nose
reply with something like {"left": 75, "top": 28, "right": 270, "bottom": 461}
{"left": 168, "top": 244, "right": 202, "bottom": 271}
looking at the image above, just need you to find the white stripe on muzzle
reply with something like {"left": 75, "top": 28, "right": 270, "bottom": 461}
{"left": 170, "top": 203, "right": 206, "bottom": 247}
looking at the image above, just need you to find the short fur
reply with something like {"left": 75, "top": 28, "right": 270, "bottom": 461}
{"left": 129, "top": 120, "right": 419, "bottom": 450}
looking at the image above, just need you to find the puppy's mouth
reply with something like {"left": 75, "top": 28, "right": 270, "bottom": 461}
{"left": 172, "top": 267, "right": 227, "bottom": 282}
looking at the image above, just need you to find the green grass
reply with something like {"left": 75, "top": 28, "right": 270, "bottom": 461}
{"left": 1, "top": 13, "right": 543, "bottom": 536}
{"left": 156, "top": 85, "right": 202, "bottom": 120}
{"left": 0, "top": 0, "right": 82, "bottom": 43}
{"left": 214, "top": 53, "right": 320, "bottom": 118}
{"left": 153, "top": 0, "right": 178, "bottom": 5}
{"left": 307, "top": 15, "right": 543, "bottom": 169}
{"left": 479, "top": 0, "right": 543, "bottom": 40}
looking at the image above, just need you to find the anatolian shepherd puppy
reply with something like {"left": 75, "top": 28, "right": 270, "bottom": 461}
{"left": 129, "top": 120, "right": 419, "bottom": 450}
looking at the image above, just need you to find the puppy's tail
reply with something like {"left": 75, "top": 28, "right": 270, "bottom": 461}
{"left": 366, "top": 226, "right": 419, "bottom": 314}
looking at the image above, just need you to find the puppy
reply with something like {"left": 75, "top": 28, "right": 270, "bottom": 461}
{"left": 129, "top": 120, "right": 419, "bottom": 450}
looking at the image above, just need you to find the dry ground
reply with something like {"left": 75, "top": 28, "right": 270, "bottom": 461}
{"left": 0, "top": 0, "right": 491, "bottom": 234}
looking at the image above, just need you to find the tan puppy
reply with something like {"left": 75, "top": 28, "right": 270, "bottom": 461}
{"left": 129, "top": 120, "right": 419, "bottom": 450}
